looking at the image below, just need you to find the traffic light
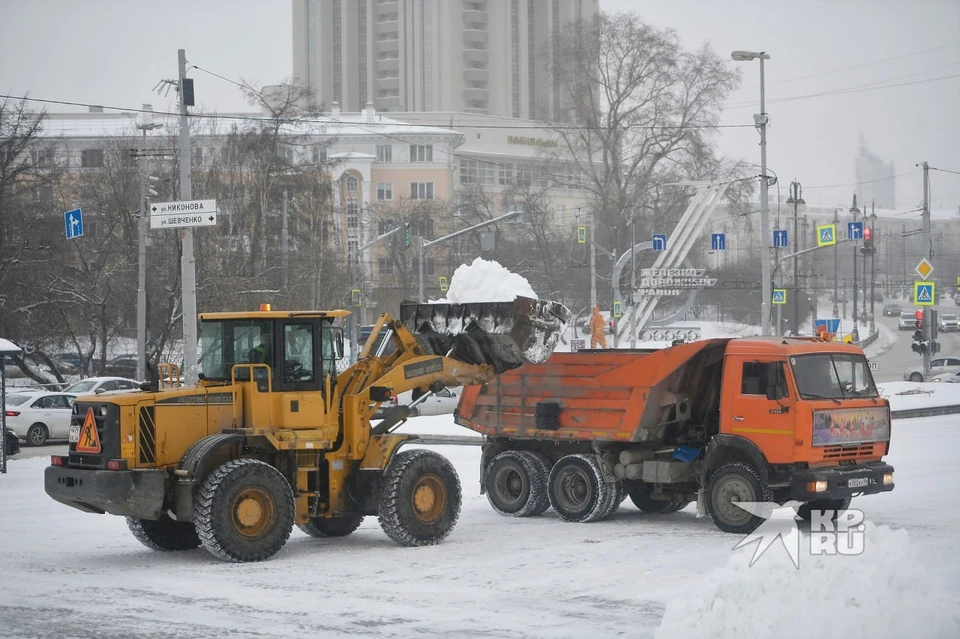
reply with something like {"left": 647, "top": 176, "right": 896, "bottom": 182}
{"left": 931, "top": 309, "right": 939, "bottom": 340}
{"left": 404, "top": 223, "right": 411, "bottom": 248}
{"left": 915, "top": 309, "right": 923, "bottom": 329}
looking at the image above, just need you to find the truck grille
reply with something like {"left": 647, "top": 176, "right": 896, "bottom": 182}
{"left": 822, "top": 443, "right": 876, "bottom": 460}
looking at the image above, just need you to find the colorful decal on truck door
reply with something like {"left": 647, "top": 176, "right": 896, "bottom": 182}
{"left": 812, "top": 407, "right": 890, "bottom": 446}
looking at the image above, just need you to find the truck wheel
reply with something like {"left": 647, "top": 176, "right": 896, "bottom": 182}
{"left": 598, "top": 481, "right": 624, "bottom": 520}
{"left": 516, "top": 451, "right": 552, "bottom": 515}
{"left": 126, "top": 514, "right": 201, "bottom": 551}
{"left": 194, "top": 459, "right": 295, "bottom": 562}
{"left": 706, "top": 462, "right": 772, "bottom": 534}
{"left": 298, "top": 516, "right": 364, "bottom": 538}
{"left": 796, "top": 497, "right": 851, "bottom": 522}
{"left": 378, "top": 449, "right": 462, "bottom": 547}
{"left": 26, "top": 424, "right": 48, "bottom": 447}
{"left": 484, "top": 451, "right": 545, "bottom": 517}
{"left": 547, "top": 454, "right": 615, "bottom": 523}
{"left": 628, "top": 483, "right": 675, "bottom": 514}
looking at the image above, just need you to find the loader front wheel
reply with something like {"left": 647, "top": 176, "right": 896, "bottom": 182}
{"left": 126, "top": 514, "right": 201, "bottom": 551}
{"left": 378, "top": 449, "right": 462, "bottom": 547}
{"left": 298, "top": 516, "right": 364, "bottom": 538}
{"left": 194, "top": 459, "right": 295, "bottom": 562}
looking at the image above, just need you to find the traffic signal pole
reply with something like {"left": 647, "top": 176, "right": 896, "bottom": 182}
{"left": 922, "top": 161, "right": 932, "bottom": 379}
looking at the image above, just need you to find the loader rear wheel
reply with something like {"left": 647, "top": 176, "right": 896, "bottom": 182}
{"left": 298, "top": 516, "right": 364, "bottom": 538}
{"left": 126, "top": 514, "right": 201, "bottom": 551}
{"left": 796, "top": 497, "right": 852, "bottom": 522}
{"left": 706, "top": 462, "right": 772, "bottom": 534}
{"left": 547, "top": 454, "right": 615, "bottom": 523}
{"left": 517, "top": 451, "right": 552, "bottom": 515}
{"left": 378, "top": 449, "right": 462, "bottom": 547}
{"left": 194, "top": 459, "right": 295, "bottom": 562}
{"left": 484, "top": 451, "right": 545, "bottom": 517}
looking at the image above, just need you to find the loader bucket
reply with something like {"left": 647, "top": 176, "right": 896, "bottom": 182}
{"left": 399, "top": 296, "right": 571, "bottom": 373}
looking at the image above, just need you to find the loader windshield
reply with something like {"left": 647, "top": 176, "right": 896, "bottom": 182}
{"left": 790, "top": 353, "right": 878, "bottom": 400}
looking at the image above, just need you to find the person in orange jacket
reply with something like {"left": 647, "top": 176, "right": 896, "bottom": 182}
{"left": 589, "top": 306, "right": 607, "bottom": 349}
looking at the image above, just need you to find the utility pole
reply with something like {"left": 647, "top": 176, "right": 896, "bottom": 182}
{"left": 922, "top": 161, "right": 932, "bottom": 379}
{"left": 869, "top": 202, "right": 877, "bottom": 333}
{"left": 134, "top": 107, "right": 163, "bottom": 382}
{"left": 589, "top": 210, "right": 597, "bottom": 310}
{"left": 833, "top": 209, "right": 840, "bottom": 318}
{"left": 630, "top": 218, "right": 637, "bottom": 349}
{"left": 178, "top": 49, "right": 199, "bottom": 386}
{"left": 850, "top": 194, "right": 859, "bottom": 341}
{"left": 282, "top": 189, "right": 289, "bottom": 291}
{"left": 788, "top": 181, "right": 804, "bottom": 332}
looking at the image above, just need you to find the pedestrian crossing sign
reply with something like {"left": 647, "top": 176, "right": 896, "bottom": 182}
{"left": 816, "top": 223, "right": 837, "bottom": 247}
{"left": 914, "top": 281, "right": 935, "bottom": 306}
{"left": 439, "top": 276, "right": 448, "bottom": 291}
{"left": 613, "top": 301, "right": 622, "bottom": 318}
{"left": 772, "top": 289, "right": 787, "bottom": 305}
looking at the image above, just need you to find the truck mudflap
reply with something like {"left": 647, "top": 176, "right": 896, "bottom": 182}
{"left": 44, "top": 465, "right": 167, "bottom": 520}
{"left": 790, "top": 462, "right": 894, "bottom": 501}
{"left": 400, "top": 296, "right": 571, "bottom": 373}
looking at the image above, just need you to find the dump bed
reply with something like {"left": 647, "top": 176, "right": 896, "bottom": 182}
{"left": 456, "top": 339, "right": 731, "bottom": 442}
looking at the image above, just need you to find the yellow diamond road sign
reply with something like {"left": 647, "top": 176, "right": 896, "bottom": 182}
{"left": 915, "top": 258, "right": 934, "bottom": 280}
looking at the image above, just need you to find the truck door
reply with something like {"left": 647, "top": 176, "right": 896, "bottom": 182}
{"left": 722, "top": 359, "right": 796, "bottom": 465}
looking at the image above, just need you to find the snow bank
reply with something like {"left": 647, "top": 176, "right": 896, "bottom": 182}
{"left": 878, "top": 381, "right": 960, "bottom": 412}
{"left": 434, "top": 257, "right": 537, "bottom": 303}
{"left": 655, "top": 524, "right": 960, "bottom": 639}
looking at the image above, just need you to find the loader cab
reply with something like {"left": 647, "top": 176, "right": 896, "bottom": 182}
{"left": 198, "top": 310, "right": 346, "bottom": 396}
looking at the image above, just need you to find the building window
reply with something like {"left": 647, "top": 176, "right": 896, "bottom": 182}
{"left": 412, "top": 256, "right": 436, "bottom": 276}
{"left": 81, "top": 149, "right": 104, "bottom": 168}
{"left": 409, "top": 144, "right": 433, "bottom": 162}
{"left": 347, "top": 238, "right": 359, "bottom": 266}
{"left": 346, "top": 198, "right": 360, "bottom": 228}
{"left": 376, "top": 144, "right": 392, "bottom": 162}
{"left": 279, "top": 146, "right": 294, "bottom": 164}
{"left": 410, "top": 182, "right": 434, "bottom": 200}
{"left": 332, "top": 0, "right": 342, "bottom": 104}
{"left": 498, "top": 162, "right": 515, "bottom": 186}
{"left": 31, "top": 148, "right": 52, "bottom": 167}
{"left": 461, "top": 158, "right": 495, "bottom": 185}
{"left": 409, "top": 217, "right": 434, "bottom": 239}
{"left": 378, "top": 257, "right": 394, "bottom": 275}
{"left": 346, "top": 175, "right": 359, "bottom": 192}
{"left": 377, "top": 182, "right": 393, "bottom": 200}
{"left": 312, "top": 145, "right": 327, "bottom": 163}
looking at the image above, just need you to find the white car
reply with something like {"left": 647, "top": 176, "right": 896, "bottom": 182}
{"left": 898, "top": 311, "right": 918, "bottom": 331}
{"left": 903, "top": 357, "right": 960, "bottom": 383}
{"left": 4, "top": 391, "right": 78, "bottom": 446}
{"left": 933, "top": 371, "right": 960, "bottom": 383}
{"left": 373, "top": 387, "right": 462, "bottom": 419}
{"left": 63, "top": 376, "right": 141, "bottom": 395}
{"left": 938, "top": 314, "right": 959, "bottom": 332}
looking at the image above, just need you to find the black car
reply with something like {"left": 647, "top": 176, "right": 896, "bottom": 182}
{"left": 882, "top": 304, "right": 902, "bottom": 317}
{"left": 105, "top": 356, "right": 138, "bottom": 378}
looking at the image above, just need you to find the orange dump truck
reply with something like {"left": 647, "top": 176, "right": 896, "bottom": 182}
{"left": 455, "top": 337, "right": 895, "bottom": 533}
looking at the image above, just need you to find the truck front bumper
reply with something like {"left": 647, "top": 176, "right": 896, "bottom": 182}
{"left": 44, "top": 465, "right": 167, "bottom": 520}
{"left": 790, "top": 462, "right": 894, "bottom": 502}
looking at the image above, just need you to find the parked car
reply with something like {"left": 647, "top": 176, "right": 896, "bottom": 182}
{"left": 938, "top": 313, "right": 958, "bottom": 332}
{"left": 373, "top": 387, "right": 462, "bottom": 419}
{"left": 882, "top": 303, "right": 902, "bottom": 317}
{"left": 104, "top": 355, "right": 138, "bottom": 378}
{"left": 48, "top": 353, "right": 100, "bottom": 375}
{"left": 903, "top": 357, "right": 960, "bottom": 383}
{"left": 63, "top": 376, "right": 142, "bottom": 395}
{"left": 898, "top": 311, "right": 918, "bottom": 331}
{"left": 3, "top": 391, "right": 77, "bottom": 446}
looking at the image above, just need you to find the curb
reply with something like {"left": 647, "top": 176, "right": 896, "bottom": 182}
{"left": 891, "top": 404, "right": 960, "bottom": 420}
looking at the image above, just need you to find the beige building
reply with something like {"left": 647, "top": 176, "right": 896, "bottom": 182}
{"left": 292, "top": 0, "right": 598, "bottom": 120}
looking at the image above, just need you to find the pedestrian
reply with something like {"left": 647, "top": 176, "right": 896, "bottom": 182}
{"left": 589, "top": 306, "right": 607, "bottom": 349}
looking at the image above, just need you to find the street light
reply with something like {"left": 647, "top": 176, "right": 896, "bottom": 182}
{"left": 832, "top": 209, "right": 840, "bottom": 317}
{"left": 136, "top": 116, "right": 163, "bottom": 382}
{"left": 786, "top": 181, "right": 805, "bottom": 333}
{"left": 849, "top": 194, "right": 861, "bottom": 341}
{"left": 869, "top": 204, "right": 878, "bottom": 333}
{"left": 731, "top": 49, "right": 772, "bottom": 335}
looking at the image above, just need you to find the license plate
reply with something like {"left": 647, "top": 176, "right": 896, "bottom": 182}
{"left": 69, "top": 424, "right": 80, "bottom": 443}
{"left": 848, "top": 477, "right": 870, "bottom": 488}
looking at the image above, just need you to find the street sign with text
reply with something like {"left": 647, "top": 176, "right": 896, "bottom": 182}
{"left": 150, "top": 199, "right": 218, "bottom": 229}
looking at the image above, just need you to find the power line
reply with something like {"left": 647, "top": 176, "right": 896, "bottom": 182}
{"left": 801, "top": 170, "right": 922, "bottom": 190}
{"left": 930, "top": 167, "right": 960, "bottom": 177}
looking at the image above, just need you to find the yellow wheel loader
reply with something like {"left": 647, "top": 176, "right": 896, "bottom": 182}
{"left": 45, "top": 297, "right": 569, "bottom": 562}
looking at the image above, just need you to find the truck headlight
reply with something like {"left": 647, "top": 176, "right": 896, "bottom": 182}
{"left": 807, "top": 480, "right": 829, "bottom": 493}
{"left": 883, "top": 473, "right": 894, "bottom": 486}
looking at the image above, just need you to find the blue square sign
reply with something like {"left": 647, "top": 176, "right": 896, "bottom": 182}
{"left": 652, "top": 234, "right": 667, "bottom": 252}
{"left": 64, "top": 208, "right": 83, "bottom": 239}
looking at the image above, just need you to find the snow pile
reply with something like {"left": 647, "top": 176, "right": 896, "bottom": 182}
{"left": 655, "top": 524, "right": 960, "bottom": 639}
{"left": 433, "top": 257, "right": 537, "bottom": 303}
{"left": 878, "top": 381, "right": 960, "bottom": 411}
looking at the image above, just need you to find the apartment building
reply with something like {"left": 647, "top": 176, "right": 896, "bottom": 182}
{"left": 292, "top": 0, "right": 598, "bottom": 120}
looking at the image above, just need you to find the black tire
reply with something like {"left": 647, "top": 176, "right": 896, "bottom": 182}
{"left": 664, "top": 500, "right": 691, "bottom": 513}
{"left": 628, "top": 483, "right": 675, "bottom": 514}
{"left": 26, "top": 423, "right": 48, "bottom": 447}
{"left": 547, "top": 454, "right": 615, "bottom": 523}
{"left": 484, "top": 451, "right": 545, "bottom": 518}
{"left": 706, "top": 462, "right": 772, "bottom": 534}
{"left": 298, "top": 516, "right": 364, "bottom": 538}
{"left": 194, "top": 459, "right": 295, "bottom": 562}
{"left": 796, "top": 497, "right": 852, "bottom": 522}
{"left": 378, "top": 449, "right": 462, "bottom": 547}
{"left": 517, "top": 451, "right": 552, "bottom": 515}
{"left": 126, "top": 514, "right": 201, "bottom": 551}
{"left": 598, "top": 481, "right": 624, "bottom": 520}
{"left": 910, "top": 372, "right": 923, "bottom": 383}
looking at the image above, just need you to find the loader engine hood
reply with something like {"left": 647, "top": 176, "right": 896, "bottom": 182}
{"left": 400, "top": 296, "right": 571, "bottom": 373}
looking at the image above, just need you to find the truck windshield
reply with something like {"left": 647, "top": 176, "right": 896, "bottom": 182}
{"left": 790, "top": 353, "right": 878, "bottom": 400}
{"left": 199, "top": 320, "right": 271, "bottom": 381}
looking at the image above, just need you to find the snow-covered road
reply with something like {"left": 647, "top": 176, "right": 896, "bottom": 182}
{"left": 0, "top": 415, "right": 958, "bottom": 638}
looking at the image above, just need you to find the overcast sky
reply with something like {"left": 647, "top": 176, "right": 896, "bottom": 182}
{"left": 2, "top": 0, "right": 958, "bottom": 214}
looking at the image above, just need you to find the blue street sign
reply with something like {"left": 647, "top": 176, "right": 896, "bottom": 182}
{"left": 848, "top": 221, "right": 863, "bottom": 240}
{"left": 773, "top": 229, "right": 788, "bottom": 248}
{"left": 711, "top": 233, "right": 726, "bottom": 251}
{"left": 772, "top": 289, "right": 787, "bottom": 305}
{"left": 64, "top": 208, "right": 83, "bottom": 240}
{"left": 652, "top": 234, "right": 667, "bottom": 252}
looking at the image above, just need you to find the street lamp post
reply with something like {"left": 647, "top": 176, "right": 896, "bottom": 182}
{"left": 135, "top": 117, "right": 163, "bottom": 382}
{"left": 850, "top": 194, "right": 861, "bottom": 342}
{"left": 833, "top": 209, "right": 840, "bottom": 318}
{"left": 787, "top": 181, "right": 805, "bottom": 333}
{"left": 731, "top": 50, "right": 772, "bottom": 335}
{"left": 869, "top": 204, "right": 878, "bottom": 334}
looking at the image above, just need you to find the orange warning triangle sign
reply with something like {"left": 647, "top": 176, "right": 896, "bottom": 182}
{"left": 76, "top": 407, "right": 101, "bottom": 454}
